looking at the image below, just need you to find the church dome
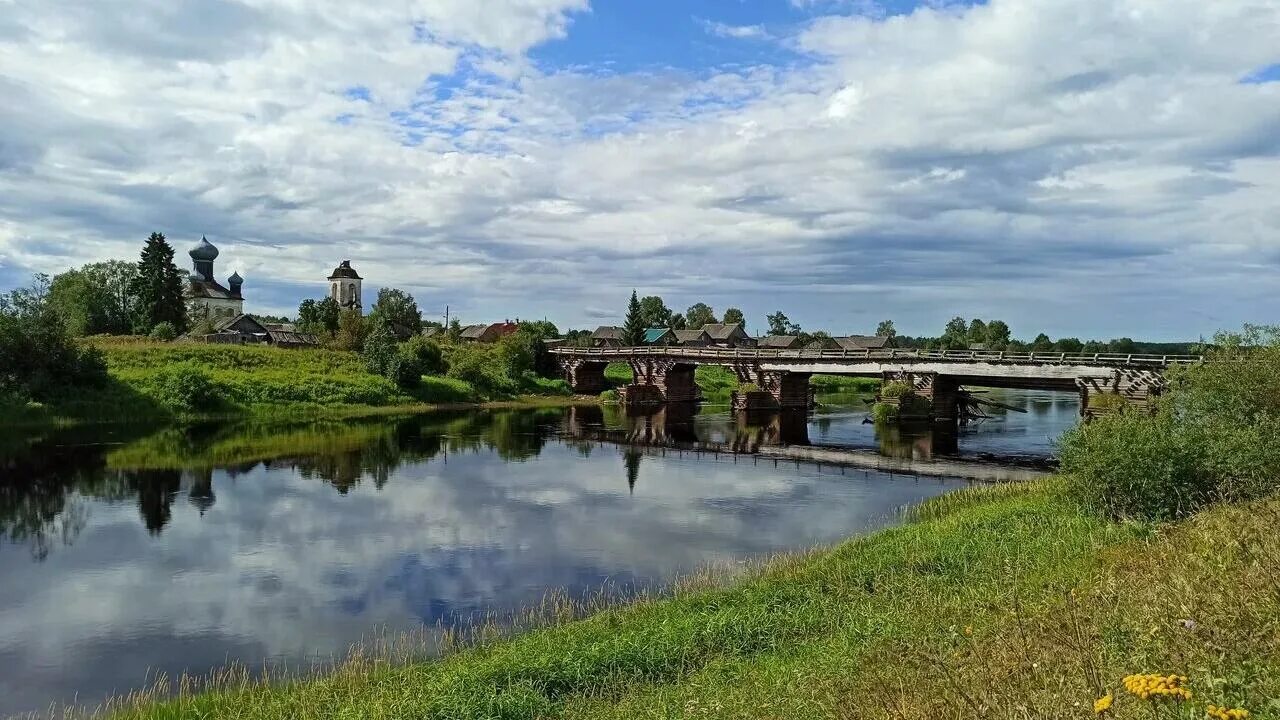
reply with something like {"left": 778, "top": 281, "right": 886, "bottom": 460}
{"left": 228, "top": 271, "right": 243, "bottom": 284}
{"left": 189, "top": 236, "right": 219, "bottom": 261}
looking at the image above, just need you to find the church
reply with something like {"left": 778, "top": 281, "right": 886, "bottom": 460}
{"left": 186, "top": 236, "right": 244, "bottom": 320}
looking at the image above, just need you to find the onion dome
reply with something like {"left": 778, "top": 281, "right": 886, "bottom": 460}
{"left": 189, "top": 236, "right": 219, "bottom": 261}
{"left": 228, "top": 271, "right": 243, "bottom": 284}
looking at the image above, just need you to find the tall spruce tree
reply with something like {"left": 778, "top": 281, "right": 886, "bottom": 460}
{"left": 622, "top": 290, "right": 646, "bottom": 346}
{"left": 129, "top": 232, "right": 188, "bottom": 334}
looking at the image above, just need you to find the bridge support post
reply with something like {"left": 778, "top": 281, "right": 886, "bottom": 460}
{"left": 881, "top": 372, "right": 960, "bottom": 426}
{"left": 1077, "top": 370, "right": 1166, "bottom": 419}
{"left": 729, "top": 364, "right": 811, "bottom": 411}
{"left": 559, "top": 359, "right": 607, "bottom": 395}
{"left": 619, "top": 359, "right": 700, "bottom": 405}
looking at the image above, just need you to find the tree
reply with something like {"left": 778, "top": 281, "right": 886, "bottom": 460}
{"left": 722, "top": 307, "right": 745, "bottom": 330}
{"left": 875, "top": 320, "right": 897, "bottom": 339}
{"left": 670, "top": 313, "right": 687, "bottom": 330}
{"left": 638, "top": 296, "right": 673, "bottom": 329}
{"left": 622, "top": 290, "right": 646, "bottom": 346}
{"left": 48, "top": 261, "right": 138, "bottom": 336}
{"left": 967, "top": 319, "right": 988, "bottom": 346}
{"left": 685, "top": 303, "right": 717, "bottom": 329}
{"left": 1031, "top": 333, "right": 1054, "bottom": 352}
{"left": 767, "top": 311, "right": 791, "bottom": 336}
{"left": 129, "top": 232, "right": 187, "bottom": 334}
{"left": 369, "top": 288, "right": 422, "bottom": 336}
{"left": 297, "top": 296, "right": 340, "bottom": 335}
{"left": 985, "top": 320, "right": 1012, "bottom": 350}
{"left": 940, "top": 316, "right": 969, "bottom": 349}
{"left": 0, "top": 275, "right": 107, "bottom": 401}
{"left": 1055, "top": 337, "right": 1085, "bottom": 354}
{"left": 332, "top": 309, "right": 368, "bottom": 351}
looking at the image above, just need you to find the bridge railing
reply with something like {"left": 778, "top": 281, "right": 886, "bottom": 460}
{"left": 548, "top": 345, "right": 1204, "bottom": 366}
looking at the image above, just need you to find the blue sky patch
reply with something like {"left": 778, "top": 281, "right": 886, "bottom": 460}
{"left": 1241, "top": 62, "right": 1280, "bottom": 84}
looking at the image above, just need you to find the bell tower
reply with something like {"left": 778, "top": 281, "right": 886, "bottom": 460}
{"left": 327, "top": 260, "right": 363, "bottom": 314}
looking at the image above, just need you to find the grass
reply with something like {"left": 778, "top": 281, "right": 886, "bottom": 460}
{"left": 64, "top": 481, "right": 1279, "bottom": 720}
{"left": 3, "top": 341, "right": 584, "bottom": 428}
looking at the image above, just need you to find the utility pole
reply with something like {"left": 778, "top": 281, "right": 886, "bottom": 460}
{"left": 444, "top": 304, "right": 449, "bottom": 329}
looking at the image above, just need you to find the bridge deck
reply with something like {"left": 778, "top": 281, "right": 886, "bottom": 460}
{"left": 550, "top": 346, "right": 1202, "bottom": 369}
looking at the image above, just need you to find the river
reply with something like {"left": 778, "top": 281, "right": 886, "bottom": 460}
{"left": 0, "top": 389, "right": 1078, "bottom": 716}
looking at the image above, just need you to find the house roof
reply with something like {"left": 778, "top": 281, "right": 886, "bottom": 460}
{"left": 701, "top": 322, "right": 746, "bottom": 340}
{"left": 189, "top": 278, "right": 242, "bottom": 300}
{"left": 643, "top": 328, "right": 674, "bottom": 343}
{"left": 835, "top": 335, "right": 891, "bottom": 350}
{"left": 591, "top": 326, "right": 623, "bottom": 340}
{"left": 673, "top": 329, "right": 711, "bottom": 343}
{"left": 460, "top": 324, "right": 489, "bottom": 339}
{"left": 421, "top": 326, "right": 443, "bottom": 338}
{"left": 328, "top": 260, "right": 362, "bottom": 280}
{"left": 758, "top": 335, "right": 800, "bottom": 348}
{"left": 214, "top": 314, "right": 269, "bottom": 335}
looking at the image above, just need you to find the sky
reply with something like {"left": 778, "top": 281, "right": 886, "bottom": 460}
{"left": 1, "top": 0, "right": 1278, "bottom": 340}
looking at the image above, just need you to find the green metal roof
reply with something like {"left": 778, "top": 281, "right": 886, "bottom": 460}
{"left": 643, "top": 327, "right": 673, "bottom": 343}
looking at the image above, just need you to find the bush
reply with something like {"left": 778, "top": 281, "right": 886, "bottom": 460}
{"left": 1059, "top": 409, "right": 1212, "bottom": 520}
{"left": 871, "top": 402, "right": 898, "bottom": 424}
{"left": 0, "top": 276, "right": 110, "bottom": 399}
{"left": 145, "top": 362, "right": 222, "bottom": 414}
{"left": 1061, "top": 325, "right": 1280, "bottom": 520}
{"left": 149, "top": 322, "right": 178, "bottom": 341}
{"left": 879, "top": 380, "right": 912, "bottom": 399}
{"left": 402, "top": 335, "right": 446, "bottom": 375}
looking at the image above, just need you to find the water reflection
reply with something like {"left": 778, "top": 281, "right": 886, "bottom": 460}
{"left": 0, "top": 395, "right": 1073, "bottom": 716}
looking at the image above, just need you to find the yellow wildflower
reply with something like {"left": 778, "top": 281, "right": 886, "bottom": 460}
{"left": 1122, "top": 673, "right": 1192, "bottom": 701}
{"left": 963, "top": 625, "right": 973, "bottom": 637}
{"left": 1206, "top": 705, "right": 1250, "bottom": 720}
{"left": 1094, "top": 693, "right": 1113, "bottom": 714}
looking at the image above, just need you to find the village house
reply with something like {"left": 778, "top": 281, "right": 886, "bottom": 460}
{"left": 186, "top": 237, "right": 244, "bottom": 321}
{"left": 184, "top": 314, "right": 318, "bottom": 348}
{"left": 643, "top": 328, "right": 677, "bottom": 345}
{"left": 836, "top": 335, "right": 895, "bottom": 351}
{"left": 673, "top": 329, "right": 711, "bottom": 347}
{"left": 757, "top": 335, "right": 803, "bottom": 350}
{"left": 591, "top": 326, "right": 624, "bottom": 347}
{"left": 460, "top": 322, "right": 519, "bottom": 343}
{"left": 700, "top": 322, "right": 754, "bottom": 348}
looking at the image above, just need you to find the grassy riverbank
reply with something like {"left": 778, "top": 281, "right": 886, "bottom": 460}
{"left": 2, "top": 341, "right": 583, "bottom": 428}
{"left": 84, "top": 480, "right": 1278, "bottom": 720}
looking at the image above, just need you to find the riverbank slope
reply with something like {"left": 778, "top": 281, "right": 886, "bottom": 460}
{"left": 3, "top": 340, "right": 590, "bottom": 428}
{"left": 94, "top": 481, "right": 1278, "bottom": 719}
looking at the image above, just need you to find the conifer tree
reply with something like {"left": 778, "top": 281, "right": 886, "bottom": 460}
{"left": 622, "top": 290, "right": 646, "bottom": 346}
{"left": 129, "top": 232, "right": 188, "bottom": 333}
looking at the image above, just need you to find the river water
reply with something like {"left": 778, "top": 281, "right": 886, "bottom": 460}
{"left": 0, "top": 389, "right": 1078, "bottom": 716}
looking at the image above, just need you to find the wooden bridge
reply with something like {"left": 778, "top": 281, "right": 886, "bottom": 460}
{"left": 551, "top": 346, "right": 1204, "bottom": 422}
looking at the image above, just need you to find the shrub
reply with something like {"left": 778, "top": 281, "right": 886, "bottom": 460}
{"left": 879, "top": 380, "right": 912, "bottom": 399}
{"left": 1062, "top": 325, "right": 1280, "bottom": 520}
{"left": 1059, "top": 408, "right": 1212, "bottom": 520}
{"left": 145, "top": 362, "right": 222, "bottom": 414}
{"left": 871, "top": 402, "right": 898, "bottom": 424}
{"left": 402, "top": 335, "right": 446, "bottom": 375}
{"left": 148, "top": 322, "right": 178, "bottom": 341}
{"left": 0, "top": 276, "right": 110, "bottom": 399}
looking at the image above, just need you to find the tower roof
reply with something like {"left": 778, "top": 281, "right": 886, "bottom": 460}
{"left": 328, "top": 260, "right": 362, "bottom": 280}
{"left": 189, "top": 236, "right": 219, "bottom": 261}
{"left": 228, "top": 271, "right": 243, "bottom": 284}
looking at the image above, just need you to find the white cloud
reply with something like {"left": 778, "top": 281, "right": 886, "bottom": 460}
{"left": 698, "top": 18, "right": 770, "bottom": 40}
{"left": 1, "top": 0, "right": 1278, "bottom": 338}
